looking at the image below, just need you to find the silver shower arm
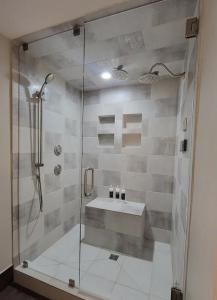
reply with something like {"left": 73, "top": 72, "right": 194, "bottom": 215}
{"left": 150, "top": 63, "right": 185, "bottom": 78}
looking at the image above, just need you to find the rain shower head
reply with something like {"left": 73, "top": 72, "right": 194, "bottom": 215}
{"left": 139, "top": 71, "right": 160, "bottom": 85}
{"left": 112, "top": 65, "right": 128, "bottom": 81}
{"left": 139, "top": 63, "right": 185, "bottom": 85}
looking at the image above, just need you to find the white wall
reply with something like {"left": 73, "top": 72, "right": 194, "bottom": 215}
{"left": 0, "top": 0, "right": 139, "bottom": 39}
{"left": 186, "top": 0, "right": 217, "bottom": 299}
{"left": 0, "top": 33, "right": 12, "bottom": 273}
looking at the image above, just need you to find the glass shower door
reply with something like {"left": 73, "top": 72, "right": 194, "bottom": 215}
{"left": 16, "top": 27, "right": 84, "bottom": 287}
{"left": 79, "top": 1, "right": 198, "bottom": 299}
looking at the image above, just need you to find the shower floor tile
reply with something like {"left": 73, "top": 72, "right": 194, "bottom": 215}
{"left": 29, "top": 224, "right": 172, "bottom": 300}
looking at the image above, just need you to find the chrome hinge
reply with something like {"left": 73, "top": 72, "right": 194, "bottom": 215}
{"left": 185, "top": 17, "right": 199, "bottom": 39}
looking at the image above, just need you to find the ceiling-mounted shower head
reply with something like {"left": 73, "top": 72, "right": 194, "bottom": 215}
{"left": 139, "top": 63, "right": 185, "bottom": 85}
{"left": 112, "top": 65, "right": 128, "bottom": 81}
{"left": 139, "top": 71, "right": 160, "bottom": 85}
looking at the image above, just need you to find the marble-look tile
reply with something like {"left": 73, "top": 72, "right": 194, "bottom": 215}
{"left": 63, "top": 185, "right": 78, "bottom": 203}
{"left": 87, "top": 250, "right": 122, "bottom": 282}
{"left": 45, "top": 89, "right": 63, "bottom": 114}
{"left": 13, "top": 153, "right": 33, "bottom": 179}
{"left": 83, "top": 153, "right": 98, "bottom": 169}
{"left": 152, "top": 174, "right": 174, "bottom": 194}
{"left": 125, "top": 189, "right": 146, "bottom": 203}
{"left": 19, "top": 198, "right": 40, "bottom": 227}
{"left": 64, "top": 153, "right": 77, "bottom": 170}
{"left": 98, "top": 154, "right": 122, "bottom": 171}
{"left": 13, "top": 100, "right": 37, "bottom": 129}
{"left": 83, "top": 121, "right": 97, "bottom": 137}
{"left": 45, "top": 131, "right": 63, "bottom": 153}
{"left": 63, "top": 216, "right": 76, "bottom": 233}
{"left": 148, "top": 156, "right": 174, "bottom": 176}
{"left": 153, "top": 43, "right": 186, "bottom": 64}
{"left": 125, "top": 155, "right": 147, "bottom": 173}
{"left": 147, "top": 210, "right": 172, "bottom": 230}
{"left": 146, "top": 191, "right": 173, "bottom": 213}
{"left": 151, "top": 248, "right": 173, "bottom": 299}
{"left": 117, "top": 255, "right": 152, "bottom": 294}
{"left": 85, "top": 206, "right": 106, "bottom": 229}
{"left": 152, "top": 137, "right": 176, "bottom": 156}
{"left": 151, "top": 228, "right": 171, "bottom": 244}
{"left": 65, "top": 118, "right": 77, "bottom": 136}
{"left": 44, "top": 174, "right": 61, "bottom": 194}
{"left": 149, "top": 117, "right": 177, "bottom": 138}
{"left": 122, "top": 172, "right": 151, "bottom": 192}
{"left": 44, "top": 208, "right": 61, "bottom": 234}
{"left": 153, "top": 98, "right": 178, "bottom": 117}
{"left": 101, "top": 170, "right": 121, "bottom": 187}
{"left": 111, "top": 284, "right": 149, "bottom": 300}
{"left": 80, "top": 273, "right": 114, "bottom": 299}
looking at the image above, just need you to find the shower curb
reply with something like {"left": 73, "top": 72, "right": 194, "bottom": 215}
{"left": 14, "top": 266, "right": 99, "bottom": 300}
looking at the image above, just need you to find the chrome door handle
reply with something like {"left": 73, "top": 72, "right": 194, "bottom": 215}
{"left": 84, "top": 167, "right": 94, "bottom": 197}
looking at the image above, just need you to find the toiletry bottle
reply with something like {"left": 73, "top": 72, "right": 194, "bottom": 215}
{"left": 121, "top": 189, "right": 126, "bottom": 200}
{"left": 109, "top": 185, "right": 114, "bottom": 198}
{"left": 115, "top": 186, "right": 120, "bottom": 199}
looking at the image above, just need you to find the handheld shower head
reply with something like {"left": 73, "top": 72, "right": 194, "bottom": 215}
{"left": 45, "top": 73, "right": 55, "bottom": 84}
{"left": 139, "top": 63, "right": 185, "bottom": 85}
{"left": 31, "top": 73, "right": 55, "bottom": 101}
{"left": 38, "top": 73, "right": 55, "bottom": 97}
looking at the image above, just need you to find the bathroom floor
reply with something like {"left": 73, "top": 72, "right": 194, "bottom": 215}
{"left": 28, "top": 225, "right": 172, "bottom": 300}
{"left": 0, "top": 285, "right": 48, "bottom": 300}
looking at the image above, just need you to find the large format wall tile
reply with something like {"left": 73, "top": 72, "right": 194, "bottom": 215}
{"left": 64, "top": 153, "right": 77, "bottom": 170}
{"left": 44, "top": 174, "right": 62, "bottom": 194}
{"left": 44, "top": 208, "right": 61, "bottom": 234}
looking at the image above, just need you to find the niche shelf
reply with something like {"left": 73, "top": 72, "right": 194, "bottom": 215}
{"left": 122, "top": 133, "right": 141, "bottom": 147}
{"left": 123, "top": 113, "right": 142, "bottom": 130}
{"left": 98, "top": 133, "right": 115, "bottom": 146}
{"left": 122, "top": 113, "right": 142, "bottom": 147}
{"left": 99, "top": 115, "right": 115, "bottom": 124}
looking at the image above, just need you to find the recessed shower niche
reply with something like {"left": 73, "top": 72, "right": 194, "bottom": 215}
{"left": 122, "top": 113, "right": 142, "bottom": 147}
{"left": 98, "top": 115, "right": 115, "bottom": 146}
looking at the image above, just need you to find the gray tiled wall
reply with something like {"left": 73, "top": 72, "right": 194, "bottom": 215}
{"left": 83, "top": 78, "right": 179, "bottom": 243}
{"left": 12, "top": 51, "right": 82, "bottom": 263}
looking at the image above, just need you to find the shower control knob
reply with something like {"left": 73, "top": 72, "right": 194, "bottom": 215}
{"left": 54, "top": 145, "right": 62, "bottom": 156}
{"left": 54, "top": 164, "right": 62, "bottom": 176}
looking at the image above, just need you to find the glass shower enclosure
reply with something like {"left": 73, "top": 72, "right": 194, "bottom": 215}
{"left": 12, "top": 1, "right": 198, "bottom": 299}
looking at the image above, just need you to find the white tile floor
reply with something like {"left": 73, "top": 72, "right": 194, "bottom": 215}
{"left": 28, "top": 225, "right": 172, "bottom": 300}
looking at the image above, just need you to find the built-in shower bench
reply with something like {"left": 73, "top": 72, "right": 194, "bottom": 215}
{"left": 84, "top": 197, "right": 154, "bottom": 260}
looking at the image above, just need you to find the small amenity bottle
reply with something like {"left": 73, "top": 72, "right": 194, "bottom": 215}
{"left": 121, "top": 189, "right": 126, "bottom": 200}
{"left": 109, "top": 186, "right": 114, "bottom": 198}
{"left": 115, "top": 186, "right": 120, "bottom": 199}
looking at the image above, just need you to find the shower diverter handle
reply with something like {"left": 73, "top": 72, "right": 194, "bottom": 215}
{"left": 84, "top": 167, "right": 94, "bottom": 197}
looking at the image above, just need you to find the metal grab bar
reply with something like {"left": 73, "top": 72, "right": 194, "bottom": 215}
{"left": 84, "top": 167, "right": 94, "bottom": 197}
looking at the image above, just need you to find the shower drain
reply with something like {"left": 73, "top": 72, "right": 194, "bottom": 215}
{"left": 109, "top": 254, "right": 119, "bottom": 261}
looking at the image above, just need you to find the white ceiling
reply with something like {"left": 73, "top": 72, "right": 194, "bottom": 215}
{"left": 23, "top": 0, "right": 196, "bottom": 91}
{"left": 0, "top": 0, "right": 133, "bottom": 39}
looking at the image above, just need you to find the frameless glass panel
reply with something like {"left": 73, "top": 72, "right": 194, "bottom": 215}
{"left": 80, "top": 0, "right": 198, "bottom": 299}
{"left": 17, "top": 27, "right": 84, "bottom": 287}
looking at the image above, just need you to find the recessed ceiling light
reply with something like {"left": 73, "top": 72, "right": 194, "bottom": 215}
{"left": 101, "top": 72, "right": 112, "bottom": 80}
